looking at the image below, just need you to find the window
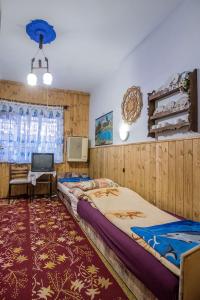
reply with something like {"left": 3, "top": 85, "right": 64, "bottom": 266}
{"left": 0, "top": 100, "right": 64, "bottom": 163}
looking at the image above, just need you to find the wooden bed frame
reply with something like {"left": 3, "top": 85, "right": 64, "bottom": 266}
{"left": 179, "top": 245, "right": 200, "bottom": 300}
{"left": 58, "top": 190, "right": 200, "bottom": 300}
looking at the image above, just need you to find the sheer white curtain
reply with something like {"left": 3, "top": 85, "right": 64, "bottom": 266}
{"left": 0, "top": 100, "right": 64, "bottom": 163}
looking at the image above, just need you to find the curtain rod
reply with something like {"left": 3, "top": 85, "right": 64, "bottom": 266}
{"left": 0, "top": 97, "right": 69, "bottom": 110}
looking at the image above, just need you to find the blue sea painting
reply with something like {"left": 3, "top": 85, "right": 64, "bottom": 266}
{"left": 95, "top": 111, "right": 113, "bottom": 146}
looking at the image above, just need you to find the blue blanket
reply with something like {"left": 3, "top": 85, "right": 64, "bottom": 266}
{"left": 131, "top": 220, "right": 200, "bottom": 267}
{"left": 58, "top": 176, "right": 91, "bottom": 183}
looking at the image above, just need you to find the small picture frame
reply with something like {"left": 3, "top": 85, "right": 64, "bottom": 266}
{"left": 95, "top": 111, "right": 113, "bottom": 146}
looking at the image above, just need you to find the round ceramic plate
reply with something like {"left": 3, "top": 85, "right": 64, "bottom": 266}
{"left": 121, "top": 86, "right": 143, "bottom": 124}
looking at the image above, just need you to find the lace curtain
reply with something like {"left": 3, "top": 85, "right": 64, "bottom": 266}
{"left": 0, "top": 100, "right": 64, "bottom": 163}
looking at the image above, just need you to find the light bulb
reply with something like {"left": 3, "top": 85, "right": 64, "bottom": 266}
{"left": 43, "top": 72, "right": 53, "bottom": 85}
{"left": 27, "top": 73, "right": 37, "bottom": 86}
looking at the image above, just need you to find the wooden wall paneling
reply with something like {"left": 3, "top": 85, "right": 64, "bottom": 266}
{"left": 135, "top": 145, "right": 141, "bottom": 195}
{"left": 80, "top": 95, "right": 89, "bottom": 137}
{"left": 140, "top": 144, "right": 146, "bottom": 198}
{"left": 142, "top": 143, "right": 156, "bottom": 204}
{"left": 96, "top": 148, "right": 103, "bottom": 179}
{"left": 94, "top": 147, "right": 100, "bottom": 178}
{"left": 175, "top": 140, "right": 184, "bottom": 217}
{"left": 118, "top": 145, "right": 125, "bottom": 186}
{"left": 155, "top": 143, "right": 162, "bottom": 209}
{"left": 0, "top": 80, "right": 89, "bottom": 106}
{"left": 125, "top": 144, "right": 136, "bottom": 192}
{"left": 89, "top": 146, "right": 125, "bottom": 186}
{"left": 108, "top": 147, "right": 115, "bottom": 180}
{"left": 106, "top": 147, "right": 115, "bottom": 182}
{"left": 103, "top": 148, "right": 108, "bottom": 178}
{"left": 124, "top": 144, "right": 142, "bottom": 194}
{"left": 124, "top": 145, "right": 132, "bottom": 189}
{"left": 149, "top": 143, "right": 156, "bottom": 205}
{"left": 89, "top": 149, "right": 95, "bottom": 178}
{"left": 72, "top": 95, "right": 79, "bottom": 136}
{"left": 62, "top": 103, "right": 71, "bottom": 175}
{"left": 141, "top": 143, "right": 154, "bottom": 201}
{"left": 72, "top": 94, "right": 80, "bottom": 136}
{"left": 113, "top": 146, "right": 124, "bottom": 186}
{"left": 94, "top": 148, "right": 100, "bottom": 179}
{"left": 98, "top": 147, "right": 104, "bottom": 178}
{"left": 0, "top": 163, "right": 9, "bottom": 198}
{"left": 110, "top": 147, "right": 117, "bottom": 182}
{"left": 183, "top": 139, "right": 193, "bottom": 219}
{"left": 124, "top": 144, "right": 155, "bottom": 198}
{"left": 103, "top": 147, "right": 108, "bottom": 179}
{"left": 90, "top": 137, "right": 200, "bottom": 220}
{"left": 89, "top": 137, "right": 200, "bottom": 221}
{"left": 90, "top": 147, "right": 99, "bottom": 179}
{"left": 156, "top": 142, "right": 169, "bottom": 210}
{"left": 162, "top": 142, "right": 169, "bottom": 211}
{"left": 168, "top": 141, "right": 176, "bottom": 214}
{"left": 142, "top": 144, "right": 149, "bottom": 200}
{"left": 88, "top": 149, "right": 93, "bottom": 177}
{"left": 193, "top": 139, "right": 200, "bottom": 221}
{"left": 132, "top": 145, "right": 139, "bottom": 193}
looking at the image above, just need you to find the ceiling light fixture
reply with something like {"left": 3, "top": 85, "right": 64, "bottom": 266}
{"left": 26, "top": 19, "right": 56, "bottom": 86}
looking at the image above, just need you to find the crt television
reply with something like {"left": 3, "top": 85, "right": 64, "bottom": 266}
{"left": 31, "top": 153, "right": 54, "bottom": 172}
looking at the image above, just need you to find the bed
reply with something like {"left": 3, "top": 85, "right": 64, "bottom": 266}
{"left": 57, "top": 181, "right": 79, "bottom": 216}
{"left": 57, "top": 178, "right": 200, "bottom": 300}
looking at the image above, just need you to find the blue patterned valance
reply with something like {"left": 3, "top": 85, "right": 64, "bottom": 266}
{"left": 0, "top": 100, "right": 64, "bottom": 163}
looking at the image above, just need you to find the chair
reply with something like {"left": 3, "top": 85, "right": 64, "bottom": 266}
{"left": 8, "top": 164, "right": 32, "bottom": 203}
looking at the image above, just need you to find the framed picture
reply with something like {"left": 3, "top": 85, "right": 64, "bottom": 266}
{"left": 95, "top": 111, "right": 113, "bottom": 146}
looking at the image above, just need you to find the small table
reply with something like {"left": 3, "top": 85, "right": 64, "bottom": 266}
{"left": 28, "top": 171, "right": 57, "bottom": 199}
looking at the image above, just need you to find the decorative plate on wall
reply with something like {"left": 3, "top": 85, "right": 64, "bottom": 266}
{"left": 121, "top": 86, "right": 143, "bottom": 124}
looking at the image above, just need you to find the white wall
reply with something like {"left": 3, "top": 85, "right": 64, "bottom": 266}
{"left": 89, "top": 0, "right": 200, "bottom": 146}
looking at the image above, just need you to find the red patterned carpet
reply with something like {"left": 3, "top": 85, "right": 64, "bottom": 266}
{"left": 0, "top": 199, "right": 128, "bottom": 300}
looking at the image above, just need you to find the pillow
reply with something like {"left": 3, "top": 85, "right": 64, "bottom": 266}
{"left": 93, "top": 178, "right": 119, "bottom": 189}
{"left": 69, "top": 188, "right": 90, "bottom": 201}
{"left": 76, "top": 180, "right": 96, "bottom": 191}
{"left": 62, "top": 178, "right": 118, "bottom": 191}
{"left": 62, "top": 182, "right": 85, "bottom": 189}
{"left": 69, "top": 188, "right": 85, "bottom": 199}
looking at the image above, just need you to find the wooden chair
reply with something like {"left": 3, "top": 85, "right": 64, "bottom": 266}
{"left": 8, "top": 164, "right": 32, "bottom": 203}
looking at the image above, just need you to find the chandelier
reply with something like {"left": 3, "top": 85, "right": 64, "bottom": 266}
{"left": 26, "top": 19, "right": 56, "bottom": 86}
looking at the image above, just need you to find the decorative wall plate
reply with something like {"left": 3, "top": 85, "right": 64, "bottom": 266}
{"left": 121, "top": 86, "right": 143, "bottom": 124}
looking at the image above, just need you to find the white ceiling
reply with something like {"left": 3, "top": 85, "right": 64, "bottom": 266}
{"left": 0, "top": 0, "right": 182, "bottom": 92}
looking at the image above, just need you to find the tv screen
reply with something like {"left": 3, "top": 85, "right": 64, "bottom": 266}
{"left": 31, "top": 153, "right": 54, "bottom": 172}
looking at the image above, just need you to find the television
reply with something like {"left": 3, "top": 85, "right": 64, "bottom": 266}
{"left": 31, "top": 153, "right": 54, "bottom": 172}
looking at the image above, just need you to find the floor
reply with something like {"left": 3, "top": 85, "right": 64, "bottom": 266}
{"left": 0, "top": 197, "right": 135, "bottom": 299}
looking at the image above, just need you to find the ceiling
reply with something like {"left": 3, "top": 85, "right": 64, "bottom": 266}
{"left": 0, "top": 0, "right": 183, "bottom": 92}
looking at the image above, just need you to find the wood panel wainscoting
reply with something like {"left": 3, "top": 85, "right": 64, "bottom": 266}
{"left": 89, "top": 136, "right": 200, "bottom": 221}
{"left": 0, "top": 80, "right": 90, "bottom": 198}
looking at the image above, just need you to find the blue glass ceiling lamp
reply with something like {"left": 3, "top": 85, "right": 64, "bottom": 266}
{"left": 26, "top": 19, "right": 56, "bottom": 86}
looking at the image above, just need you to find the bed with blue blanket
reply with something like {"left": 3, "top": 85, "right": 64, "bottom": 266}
{"left": 131, "top": 220, "right": 200, "bottom": 268}
{"left": 57, "top": 177, "right": 200, "bottom": 300}
{"left": 57, "top": 175, "right": 91, "bottom": 216}
{"left": 58, "top": 176, "right": 91, "bottom": 183}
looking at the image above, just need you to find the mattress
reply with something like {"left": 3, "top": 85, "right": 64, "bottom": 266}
{"left": 77, "top": 199, "right": 179, "bottom": 300}
{"left": 57, "top": 182, "right": 79, "bottom": 216}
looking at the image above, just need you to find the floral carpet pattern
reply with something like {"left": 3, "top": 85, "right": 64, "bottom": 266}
{"left": 0, "top": 199, "right": 128, "bottom": 300}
